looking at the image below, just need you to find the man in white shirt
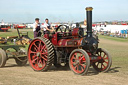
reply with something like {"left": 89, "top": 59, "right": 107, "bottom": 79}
{"left": 43, "top": 18, "right": 54, "bottom": 33}
{"left": 33, "top": 18, "right": 41, "bottom": 38}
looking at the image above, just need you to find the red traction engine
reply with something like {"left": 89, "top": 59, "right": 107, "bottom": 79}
{"left": 28, "top": 7, "right": 112, "bottom": 75}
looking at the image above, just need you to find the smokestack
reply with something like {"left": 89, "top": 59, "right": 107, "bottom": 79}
{"left": 86, "top": 7, "right": 93, "bottom": 37}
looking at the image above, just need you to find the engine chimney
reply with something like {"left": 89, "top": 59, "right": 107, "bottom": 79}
{"left": 86, "top": 7, "right": 93, "bottom": 37}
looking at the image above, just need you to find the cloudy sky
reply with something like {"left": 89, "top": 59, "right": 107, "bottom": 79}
{"left": 0, "top": 0, "right": 128, "bottom": 23}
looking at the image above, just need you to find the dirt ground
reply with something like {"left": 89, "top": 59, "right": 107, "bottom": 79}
{"left": 0, "top": 37, "right": 128, "bottom": 85}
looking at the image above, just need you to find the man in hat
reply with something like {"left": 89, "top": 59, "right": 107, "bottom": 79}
{"left": 33, "top": 18, "right": 41, "bottom": 38}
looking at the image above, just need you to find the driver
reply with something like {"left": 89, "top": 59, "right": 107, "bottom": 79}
{"left": 43, "top": 18, "right": 55, "bottom": 33}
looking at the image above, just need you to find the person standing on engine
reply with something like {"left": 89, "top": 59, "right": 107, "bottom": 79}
{"left": 33, "top": 18, "right": 41, "bottom": 38}
{"left": 43, "top": 18, "right": 54, "bottom": 33}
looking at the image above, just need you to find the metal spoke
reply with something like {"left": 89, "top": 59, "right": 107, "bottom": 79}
{"left": 71, "top": 60, "right": 77, "bottom": 65}
{"left": 102, "top": 53, "right": 106, "bottom": 58}
{"left": 32, "top": 57, "right": 38, "bottom": 63}
{"left": 34, "top": 47, "right": 38, "bottom": 52}
{"left": 104, "top": 61, "right": 108, "bottom": 64}
{"left": 76, "top": 65, "right": 79, "bottom": 72}
{"left": 41, "top": 45, "right": 46, "bottom": 52}
{"left": 102, "top": 63, "right": 106, "bottom": 68}
{"left": 80, "top": 53, "right": 83, "bottom": 57}
{"left": 80, "top": 64, "right": 86, "bottom": 69}
{"left": 81, "top": 65, "right": 84, "bottom": 72}
{"left": 74, "top": 53, "right": 77, "bottom": 57}
{"left": 43, "top": 54, "right": 48, "bottom": 58}
{"left": 104, "top": 57, "right": 108, "bottom": 60}
{"left": 41, "top": 55, "right": 47, "bottom": 61}
{"left": 36, "top": 57, "right": 39, "bottom": 68}
{"left": 42, "top": 60, "right": 46, "bottom": 67}
{"left": 98, "top": 52, "right": 101, "bottom": 56}
{"left": 74, "top": 64, "right": 78, "bottom": 69}
{"left": 79, "top": 55, "right": 85, "bottom": 61}
{"left": 96, "top": 62, "right": 99, "bottom": 67}
{"left": 39, "top": 59, "right": 43, "bottom": 66}
{"left": 73, "top": 56, "right": 77, "bottom": 60}
{"left": 38, "top": 41, "right": 42, "bottom": 51}
{"left": 30, "top": 51, "right": 37, "bottom": 54}
{"left": 101, "top": 63, "right": 103, "bottom": 69}
{"left": 33, "top": 43, "right": 38, "bottom": 51}
{"left": 41, "top": 52, "right": 48, "bottom": 55}
{"left": 35, "top": 64, "right": 38, "bottom": 68}
{"left": 32, "top": 55, "right": 37, "bottom": 59}
{"left": 75, "top": 53, "right": 79, "bottom": 60}
{"left": 72, "top": 54, "right": 78, "bottom": 60}
{"left": 82, "top": 61, "right": 86, "bottom": 63}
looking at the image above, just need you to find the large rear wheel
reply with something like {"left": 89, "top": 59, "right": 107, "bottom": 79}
{"left": 69, "top": 49, "right": 90, "bottom": 75}
{"left": 28, "top": 37, "right": 54, "bottom": 71}
{"left": 92, "top": 48, "right": 112, "bottom": 72}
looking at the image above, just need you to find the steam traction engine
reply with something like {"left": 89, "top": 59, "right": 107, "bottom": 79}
{"left": 28, "top": 7, "right": 112, "bottom": 75}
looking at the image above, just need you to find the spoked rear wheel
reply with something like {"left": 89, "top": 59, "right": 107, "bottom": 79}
{"left": 28, "top": 37, "right": 54, "bottom": 71}
{"left": 92, "top": 48, "right": 112, "bottom": 72}
{"left": 69, "top": 49, "right": 90, "bottom": 75}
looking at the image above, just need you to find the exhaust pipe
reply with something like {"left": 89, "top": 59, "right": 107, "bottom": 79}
{"left": 83, "top": 7, "right": 98, "bottom": 53}
{"left": 86, "top": 7, "right": 93, "bottom": 37}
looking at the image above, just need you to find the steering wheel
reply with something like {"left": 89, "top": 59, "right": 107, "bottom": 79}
{"left": 56, "top": 25, "right": 71, "bottom": 33}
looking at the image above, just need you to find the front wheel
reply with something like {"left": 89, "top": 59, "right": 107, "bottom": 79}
{"left": 92, "top": 48, "right": 112, "bottom": 72}
{"left": 69, "top": 49, "right": 90, "bottom": 75}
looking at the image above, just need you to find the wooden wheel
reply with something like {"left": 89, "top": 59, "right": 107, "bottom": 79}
{"left": 0, "top": 49, "right": 7, "bottom": 67}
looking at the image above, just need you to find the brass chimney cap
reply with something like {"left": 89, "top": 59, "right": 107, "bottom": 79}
{"left": 86, "top": 7, "right": 93, "bottom": 11}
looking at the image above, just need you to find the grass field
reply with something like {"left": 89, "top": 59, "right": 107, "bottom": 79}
{"left": 0, "top": 29, "right": 128, "bottom": 85}
{"left": 0, "top": 29, "right": 34, "bottom": 39}
{"left": 99, "top": 35, "right": 128, "bottom": 42}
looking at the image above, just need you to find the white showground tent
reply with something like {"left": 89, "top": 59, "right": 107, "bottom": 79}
{"left": 96, "top": 25, "right": 128, "bottom": 33}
